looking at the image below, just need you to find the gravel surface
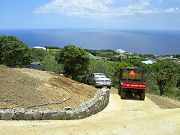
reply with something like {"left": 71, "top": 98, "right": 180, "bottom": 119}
{"left": 0, "top": 88, "right": 179, "bottom": 135}
{"left": 0, "top": 65, "right": 96, "bottom": 109}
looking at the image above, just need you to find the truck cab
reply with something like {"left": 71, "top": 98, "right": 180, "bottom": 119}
{"left": 118, "top": 67, "right": 147, "bottom": 100}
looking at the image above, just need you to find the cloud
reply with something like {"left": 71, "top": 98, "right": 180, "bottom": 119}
{"left": 36, "top": 0, "right": 114, "bottom": 18}
{"left": 165, "top": 8, "right": 180, "bottom": 13}
{"left": 35, "top": 0, "right": 180, "bottom": 19}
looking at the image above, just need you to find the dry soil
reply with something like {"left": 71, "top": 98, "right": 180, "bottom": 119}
{"left": 0, "top": 65, "right": 96, "bottom": 109}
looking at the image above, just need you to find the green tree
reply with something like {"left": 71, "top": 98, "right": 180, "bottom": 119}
{"left": 30, "top": 48, "right": 47, "bottom": 62}
{"left": 150, "top": 61, "right": 179, "bottom": 96}
{"left": 0, "top": 35, "right": 31, "bottom": 66}
{"left": 41, "top": 51, "right": 63, "bottom": 74}
{"left": 177, "top": 77, "right": 180, "bottom": 88}
{"left": 56, "top": 45, "right": 90, "bottom": 80}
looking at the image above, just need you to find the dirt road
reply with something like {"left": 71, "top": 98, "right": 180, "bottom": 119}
{"left": 0, "top": 89, "right": 179, "bottom": 135}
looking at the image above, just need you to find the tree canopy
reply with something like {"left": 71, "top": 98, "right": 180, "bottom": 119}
{"left": 30, "top": 48, "right": 47, "bottom": 62}
{"left": 0, "top": 35, "right": 31, "bottom": 66}
{"left": 149, "top": 60, "right": 179, "bottom": 95}
{"left": 56, "top": 45, "right": 90, "bottom": 80}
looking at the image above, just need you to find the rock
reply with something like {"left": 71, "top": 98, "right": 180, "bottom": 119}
{"left": 42, "top": 110, "right": 59, "bottom": 120}
{"left": 71, "top": 109, "right": 80, "bottom": 120}
{"left": 33, "top": 111, "right": 43, "bottom": 120}
{"left": 0, "top": 109, "right": 3, "bottom": 118}
{"left": 24, "top": 110, "right": 34, "bottom": 120}
{"left": 1, "top": 109, "right": 15, "bottom": 120}
{"left": 64, "top": 107, "right": 72, "bottom": 111}
{"left": 13, "top": 110, "right": 25, "bottom": 120}
{"left": 77, "top": 108, "right": 86, "bottom": 119}
{"left": 51, "top": 111, "right": 65, "bottom": 120}
{"left": 62, "top": 110, "right": 74, "bottom": 120}
{"left": 42, "top": 112, "right": 52, "bottom": 120}
{"left": 85, "top": 109, "right": 91, "bottom": 117}
{"left": 88, "top": 102, "right": 96, "bottom": 114}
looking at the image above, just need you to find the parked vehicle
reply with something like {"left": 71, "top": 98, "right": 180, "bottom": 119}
{"left": 87, "top": 73, "right": 112, "bottom": 89}
{"left": 118, "top": 67, "right": 147, "bottom": 100}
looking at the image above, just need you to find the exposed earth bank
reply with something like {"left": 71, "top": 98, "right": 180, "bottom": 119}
{"left": 0, "top": 65, "right": 96, "bottom": 110}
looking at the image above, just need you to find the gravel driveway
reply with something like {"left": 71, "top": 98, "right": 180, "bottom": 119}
{"left": 0, "top": 89, "right": 179, "bottom": 135}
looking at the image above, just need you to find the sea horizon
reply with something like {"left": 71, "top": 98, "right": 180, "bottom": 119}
{"left": 0, "top": 29, "right": 180, "bottom": 55}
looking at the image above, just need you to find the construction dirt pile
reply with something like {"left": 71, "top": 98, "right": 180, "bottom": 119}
{"left": 0, "top": 65, "right": 96, "bottom": 110}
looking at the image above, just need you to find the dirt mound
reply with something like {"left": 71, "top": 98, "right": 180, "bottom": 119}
{"left": 0, "top": 65, "right": 96, "bottom": 109}
{"left": 146, "top": 93, "right": 180, "bottom": 109}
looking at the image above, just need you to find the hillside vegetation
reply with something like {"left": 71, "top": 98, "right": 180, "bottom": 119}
{"left": 0, "top": 35, "right": 180, "bottom": 100}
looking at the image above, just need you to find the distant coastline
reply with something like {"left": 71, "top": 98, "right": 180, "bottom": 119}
{"left": 0, "top": 29, "right": 180, "bottom": 55}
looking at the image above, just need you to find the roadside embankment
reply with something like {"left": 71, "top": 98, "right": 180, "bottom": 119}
{"left": 0, "top": 89, "right": 109, "bottom": 120}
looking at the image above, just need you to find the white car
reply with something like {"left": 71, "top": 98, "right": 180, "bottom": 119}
{"left": 87, "top": 73, "right": 112, "bottom": 89}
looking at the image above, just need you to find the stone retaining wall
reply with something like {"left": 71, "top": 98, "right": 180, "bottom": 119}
{"left": 0, "top": 88, "right": 109, "bottom": 120}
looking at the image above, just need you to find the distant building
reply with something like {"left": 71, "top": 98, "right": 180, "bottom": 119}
{"left": 142, "top": 59, "right": 156, "bottom": 65}
{"left": 33, "top": 46, "right": 46, "bottom": 50}
{"left": 164, "top": 57, "right": 178, "bottom": 61}
{"left": 116, "top": 49, "right": 126, "bottom": 54}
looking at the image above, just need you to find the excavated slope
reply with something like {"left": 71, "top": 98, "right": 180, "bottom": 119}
{"left": 0, "top": 65, "right": 96, "bottom": 109}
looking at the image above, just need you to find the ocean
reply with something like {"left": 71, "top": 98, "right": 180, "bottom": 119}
{"left": 0, "top": 29, "right": 180, "bottom": 55}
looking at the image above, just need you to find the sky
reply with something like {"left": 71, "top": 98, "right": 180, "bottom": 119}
{"left": 1, "top": 0, "right": 180, "bottom": 30}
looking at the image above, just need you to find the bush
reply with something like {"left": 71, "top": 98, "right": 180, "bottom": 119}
{"left": 30, "top": 48, "right": 47, "bottom": 62}
{"left": 147, "top": 83, "right": 159, "bottom": 95}
{"left": 149, "top": 61, "right": 179, "bottom": 96}
{"left": 41, "top": 53, "right": 63, "bottom": 74}
{"left": 0, "top": 35, "right": 31, "bottom": 66}
{"left": 56, "top": 45, "right": 90, "bottom": 81}
{"left": 164, "top": 87, "right": 180, "bottom": 100}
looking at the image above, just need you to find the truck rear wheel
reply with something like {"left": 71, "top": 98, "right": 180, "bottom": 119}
{"left": 140, "top": 91, "right": 145, "bottom": 100}
{"left": 121, "top": 90, "right": 126, "bottom": 99}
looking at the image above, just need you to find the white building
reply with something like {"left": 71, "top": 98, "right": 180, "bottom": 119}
{"left": 33, "top": 46, "right": 46, "bottom": 50}
{"left": 142, "top": 59, "right": 156, "bottom": 64}
{"left": 116, "top": 49, "right": 126, "bottom": 54}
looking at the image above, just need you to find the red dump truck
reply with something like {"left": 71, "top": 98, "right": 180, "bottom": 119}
{"left": 118, "top": 67, "right": 147, "bottom": 100}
